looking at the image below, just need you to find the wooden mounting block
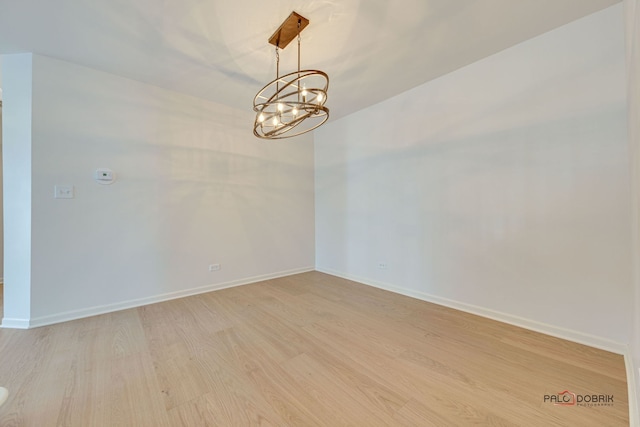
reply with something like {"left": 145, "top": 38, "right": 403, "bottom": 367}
{"left": 268, "top": 11, "right": 310, "bottom": 49}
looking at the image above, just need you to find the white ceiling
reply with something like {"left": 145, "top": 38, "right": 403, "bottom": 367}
{"left": 0, "top": 0, "right": 619, "bottom": 120}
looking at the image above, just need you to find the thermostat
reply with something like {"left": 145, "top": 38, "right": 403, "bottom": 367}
{"left": 95, "top": 168, "right": 115, "bottom": 185}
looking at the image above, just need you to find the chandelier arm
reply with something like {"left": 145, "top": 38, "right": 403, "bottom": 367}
{"left": 260, "top": 81, "right": 312, "bottom": 107}
{"left": 254, "top": 106, "right": 329, "bottom": 139}
{"left": 258, "top": 110, "right": 326, "bottom": 138}
{"left": 253, "top": 69, "right": 329, "bottom": 109}
{"left": 261, "top": 112, "right": 311, "bottom": 137}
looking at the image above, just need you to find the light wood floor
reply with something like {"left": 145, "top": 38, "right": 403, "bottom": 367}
{"left": 0, "top": 272, "right": 629, "bottom": 426}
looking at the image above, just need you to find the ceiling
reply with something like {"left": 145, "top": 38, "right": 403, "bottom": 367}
{"left": 0, "top": 0, "right": 620, "bottom": 120}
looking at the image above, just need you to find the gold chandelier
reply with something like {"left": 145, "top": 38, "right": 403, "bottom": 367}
{"left": 253, "top": 12, "right": 329, "bottom": 139}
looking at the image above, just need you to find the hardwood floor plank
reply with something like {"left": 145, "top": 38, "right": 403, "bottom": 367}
{"left": 245, "top": 364, "right": 327, "bottom": 426}
{"left": 168, "top": 391, "right": 285, "bottom": 427}
{"left": 0, "top": 272, "right": 629, "bottom": 426}
{"left": 393, "top": 398, "right": 451, "bottom": 427}
{"left": 107, "top": 352, "right": 172, "bottom": 427}
{"left": 281, "top": 352, "right": 398, "bottom": 426}
{"left": 166, "top": 354, "right": 287, "bottom": 427}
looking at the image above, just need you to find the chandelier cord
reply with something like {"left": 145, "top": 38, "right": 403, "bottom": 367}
{"left": 297, "top": 21, "right": 301, "bottom": 75}
{"left": 297, "top": 20, "right": 301, "bottom": 102}
{"left": 275, "top": 45, "right": 280, "bottom": 94}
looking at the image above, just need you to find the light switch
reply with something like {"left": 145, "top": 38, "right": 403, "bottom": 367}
{"left": 54, "top": 185, "right": 74, "bottom": 199}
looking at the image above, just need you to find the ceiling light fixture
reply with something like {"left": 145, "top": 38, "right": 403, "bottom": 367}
{"left": 253, "top": 11, "right": 329, "bottom": 139}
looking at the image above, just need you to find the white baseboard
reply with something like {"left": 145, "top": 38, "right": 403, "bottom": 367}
{"left": 6, "top": 266, "right": 314, "bottom": 329}
{"left": 625, "top": 349, "right": 640, "bottom": 427}
{"left": 1, "top": 317, "right": 30, "bottom": 329}
{"left": 316, "top": 267, "right": 627, "bottom": 355}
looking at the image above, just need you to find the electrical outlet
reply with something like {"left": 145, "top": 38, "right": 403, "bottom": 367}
{"left": 377, "top": 263, "right": 387, "bottom": 269}
{"left": 209, "top": 264, "right": 221, "bottom": 272}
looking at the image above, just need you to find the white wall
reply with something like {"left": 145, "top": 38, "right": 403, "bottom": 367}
{"left": 0, "top": 93, "right": 4, "bottom": 283}
{"left": 1, "top": 54, "right": 33, "bottom": 326}
{"left": 625, "top": 0, "right": 640, "bottom": 423}
{"left": 315, "top": 5, "right": 631, "bottom": 349}
{"left": 0, "top": 55, "right": 3, "bottom": 284}
{"left": 4, "top": 54, "right": 315, "bottom": 326}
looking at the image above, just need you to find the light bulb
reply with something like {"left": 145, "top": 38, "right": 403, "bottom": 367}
{"left": 272, "top": 116, "right": 279, "bottom": 126}
{"left": 301, "top": 86, "right": 308, "bottom": 101}
{"left": 258, "top": 113, "right": 265, "bottom": 123}
{"left": 277, "top": 103, "right": 284, "bottom": 112}
{"left": 292, "top": 107, "right": 298, "bottom": 117}
{"left": 317, "top": 93, "right": 324, "bottom": 103}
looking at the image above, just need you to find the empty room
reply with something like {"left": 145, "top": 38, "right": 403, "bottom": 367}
{"left": 1, "top": 0, "right": 639, "bottom": 425}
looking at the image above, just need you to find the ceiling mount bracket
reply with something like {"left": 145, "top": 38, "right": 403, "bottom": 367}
{"left": 268, "top": 11, "right": 309, "bottom": 49}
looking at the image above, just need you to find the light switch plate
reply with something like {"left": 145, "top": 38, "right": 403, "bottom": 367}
{"left": 54, "top": 185, "right": 74, "bottom": 199}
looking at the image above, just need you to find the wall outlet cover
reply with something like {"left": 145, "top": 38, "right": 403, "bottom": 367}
{"left": 54, "top": 185, "right": 74, "bottom": 199}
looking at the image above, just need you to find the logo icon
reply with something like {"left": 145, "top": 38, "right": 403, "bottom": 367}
{"left": 555, "top": 390, "right": 576, "bottom": 406}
